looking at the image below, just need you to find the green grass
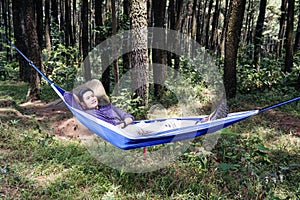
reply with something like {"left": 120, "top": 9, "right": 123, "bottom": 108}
{"left": 0, "top": 81, "right": 300, "bottom": 199}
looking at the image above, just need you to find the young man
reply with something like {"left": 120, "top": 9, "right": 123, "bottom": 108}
{"left": 77, "top": 87, "right": 134, "bottom": 129}
{"left": 75, "top": 87, "right": 228, "bottom": 135}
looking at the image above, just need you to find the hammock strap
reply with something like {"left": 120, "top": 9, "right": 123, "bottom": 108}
{"left": 259, "top": 95, "right": 300, "bottom": 113}
{"left": 1, "top": 33, "right": 54, "bottom": 86}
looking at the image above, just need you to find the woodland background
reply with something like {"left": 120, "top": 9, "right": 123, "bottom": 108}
{"left": 0, "top": 0, "right": 300, "bottom": 104}
{"left": 0, "top": 0, "right": 300, "bottom": 199}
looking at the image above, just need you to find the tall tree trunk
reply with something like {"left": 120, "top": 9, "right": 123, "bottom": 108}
{"left": 36, "top": 0, "right": 43, "bottom": 48}
{"left": 130, "top": 0, "right": 149, "bottom": 107}
{"left": 204, "top": 0, "right": 213, "bottom": 49}
{"left": 253, "top": 0, "right": 267, "bottom": 70}
{"left": 190, "top": 0, "right": 198, "bottom": 40}
{"left": 95, "top": 0, "right": 104, "bottom": 45}
{"left": 95, "top": 0, "right": 110, "bottom": 93}
{"left": 111, "top": 0, "right": 119, "bottom": 91}
{"left": 152, "top": 0, "right": 166, "bottom": 100}
{"left": 224, "top": 0, "right": 246, "bottom": 99}
{"left": 171, "top": 0, "right": 184, "bottom": 77}
{"left": 210, "top": 0, "right": 220, "bottom": 51}
{"left": 122, "top": 0, "right": 131, "bottom": 74}
{"left": 59, "top": 0, "right": 65, "bottom": 34}
{"left": 218, "top": 0, "right": 230, "bottom": 57}
{"left": 293, "top": 0, "right": 300, "bottom": 83}
{"left": 12, "top": 0, "right": 30, "bottom": 81}
{"left": 244, "top": 0, "right": 254, "bottom": 45}
{"left": 294, "top": 1, "right": 300, "bottom": 51}
{"left": 72, "top": 0, "right": 77, "bottom": 45}
{"left": 65, "top": 0, "right": 72, "bottom": 47}
{"left": 25, "top": 0, "right": 42, "bottom": 101}
{"left": 277, "top": 0, "right": 287, "bottom": 58}
{"left": 81, "top": 0, "right": 91, "bottom": 81}
{"left": 284, "top": 0, "right": 295, "bottom": 73}
{"left": 51, "top": 0, "right": 59, "bottom": 25}
{"left": 3, "top": 0, "right": 13, "bottom": 60}
{"left": 45, "top": 0, "right": 51, "bottom": 52}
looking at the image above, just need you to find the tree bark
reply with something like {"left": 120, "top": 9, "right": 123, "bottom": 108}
{"left": 12, "top": 0, "right": 30, "bottom": 81}
{"left": 218, "top": 0, "right": 230, "bottom": 57}
{"left": 130, "top": 0, "right": 149, "bottom": 107}
{"left": 152, "top": 0, "right": 167, "bottom": 100}
{"left": 111, "top": 0, "right": 119, "bottom": 91}
{"left": 81, "top": 0, "right": 91, "bottom": 81}
{"left": 284, "top": 0, "right": 295, "bottom": 73}
{"left": 65, "top": 0, "right": 72, "bottom": 47}
{"left": 210, "top": 0, "right": 220, "bottom": 51}
{"left": 45, "top": 0, "right": 51, "bottom": 52}
{"left": 224, "top": 0, "right": 246, "bottom": 99}
{"left": 24, "top": 0, "right": 42, "bottom": 101}
{"left": 36, "top": 0, "right": 43, "bottom": 48}
{"left": 277, "top": 0, "right": 287, "bottom": 58}
{"left": 51, "top": 0, "right": 59, "bottom": 25}
{"left": 294, "top": 2, "right": 300, "bottom": 51}
{"left": 253, "top": 0, "right": 267, "bottom": 70}
{"left": 204, "top": 0, "right": 213, "bottom": 49}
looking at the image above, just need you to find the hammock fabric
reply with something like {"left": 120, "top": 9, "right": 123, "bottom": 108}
{"left": 3, "top": 34, "right": 300, "bottom": 150}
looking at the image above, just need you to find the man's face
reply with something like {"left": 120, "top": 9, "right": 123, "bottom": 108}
{"left": 82, "top": 91, "right": 98, "bottom": 109}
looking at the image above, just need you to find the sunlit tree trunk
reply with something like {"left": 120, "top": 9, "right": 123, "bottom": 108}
{"left": 130, "top": 0, "right": 149, "bottom": 107}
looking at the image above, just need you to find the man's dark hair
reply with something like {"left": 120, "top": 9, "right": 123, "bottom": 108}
{"left": 77, "top": 87, "right": 94, "bottom": 102}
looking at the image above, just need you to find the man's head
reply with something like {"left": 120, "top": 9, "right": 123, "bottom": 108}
{"left": 78, "top": 87, "right": 98, "bottom": 109}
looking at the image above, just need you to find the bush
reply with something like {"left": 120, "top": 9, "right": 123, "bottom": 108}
{"left": 237, "top": 46, "right": 300, "bottom": 93}
{"left": 43, "top": 44, "right": 80, "bottom": 91}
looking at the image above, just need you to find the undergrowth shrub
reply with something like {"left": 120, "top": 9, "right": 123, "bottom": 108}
{"left": 237, "top": 46, "right": 300, "bottom": 93}
{"left": 43, "top": 44, "right": 80, "bottom": 91}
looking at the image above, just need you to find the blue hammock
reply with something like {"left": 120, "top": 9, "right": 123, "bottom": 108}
{"left": 3, "top": 35, "right": 300, "bottom": 150}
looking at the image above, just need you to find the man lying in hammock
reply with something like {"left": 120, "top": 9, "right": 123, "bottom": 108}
{"left": 73, "top": 87, "right": 228, "bottom": 135}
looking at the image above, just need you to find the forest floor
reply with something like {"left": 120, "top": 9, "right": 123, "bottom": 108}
{"left": 1, "top": 83, "right": 300, "bottom": 199}
{"left": 1, "top": 98, "right": 299, "bottom": 139}
{"left": 0, "top": 98, "right": 80, "bottom": 139}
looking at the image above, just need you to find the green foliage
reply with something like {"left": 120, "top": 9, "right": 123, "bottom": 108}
{"left": 93, "top": 13, "right": 130, "bottom": 39}
{"left": 111, "top": 88, "right": 145, "bottom": 119}
{"left": 43, "top": 44, "right": 80, "bottom": 91}
{"left": 237, "top": 46, "right": 300, "bottom": 93}
{"left": 0, "top": 49, "right": 19, "bottom": 81}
